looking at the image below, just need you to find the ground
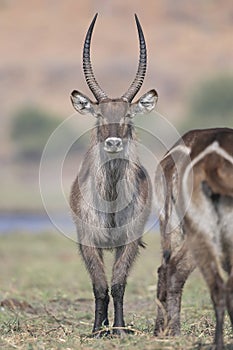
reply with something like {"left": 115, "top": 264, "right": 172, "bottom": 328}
{"left": 0, "top": 232, "right": 232, "bottom": 349}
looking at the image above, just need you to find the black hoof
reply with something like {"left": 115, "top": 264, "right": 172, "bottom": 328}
{"left": 92, "top": 328, "right": 111, "bottom": 338}
{"left": 112, "top": 327, "right": 134, "bottom": 337}
{"left": 154, "top": 327, "right": 166, "bottom": 336}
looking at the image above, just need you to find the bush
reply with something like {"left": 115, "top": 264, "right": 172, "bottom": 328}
{"left": 182, "top": 75, "right": 233, "bottom": 131}
{"left": 11, "top": 105, "right": 63, "bottom": 161}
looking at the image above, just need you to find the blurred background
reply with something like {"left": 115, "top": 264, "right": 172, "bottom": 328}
{"left": 0, "top": 0, "right": 233, "bottom": 233}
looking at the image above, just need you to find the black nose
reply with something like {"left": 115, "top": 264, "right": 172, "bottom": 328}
{"left": 106, "top": 139, "right": 121, "bottom": 148}
{"left": 104, "top": 137, "right": 123, "bottom": 152}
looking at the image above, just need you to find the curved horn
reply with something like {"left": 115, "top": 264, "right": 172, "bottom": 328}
{"left": 83, "top": 13, "right": 108, "bottom": 102}
{"left": 122, "top": 14, "right": 147, "bottom": 102}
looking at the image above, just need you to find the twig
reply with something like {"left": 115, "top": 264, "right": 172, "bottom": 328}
{"left": 44, "top": 305, "right": 68, "bottom": 335}
{"left": 0, "top": 337, "right": 19, "bottom": 349}
{"left": 80, "top": 325, "right": 146, "bottom": 341}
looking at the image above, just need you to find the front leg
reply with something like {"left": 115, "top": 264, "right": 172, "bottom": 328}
{"left": 111, "top": 241, "right": 139, "bottom": 335}
{"left": 93, "top": 285, "right": 110, "bottom": 335}
{"left": 79, "top": 245, "right": 109, "bottom": 336}
{"left": 111, "top": 283, "right": 126, "bottom": 335}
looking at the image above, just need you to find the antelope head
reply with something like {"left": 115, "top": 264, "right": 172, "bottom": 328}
{"left": 71, "top": 13, "right": 158, "bottom": 154}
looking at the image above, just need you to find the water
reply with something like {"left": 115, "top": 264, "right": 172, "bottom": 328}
{"left": 0, "top": 213, "right": 73, "bottom": 234}
{"left": 0, "top": 213, "right": 158, "bottom": 235}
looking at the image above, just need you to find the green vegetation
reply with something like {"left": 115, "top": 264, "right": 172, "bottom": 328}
{"left": 10, "top": 105, "right": 75, "bottom": 162}
{"left": 182, "top": 75, "right": 233, "bottom": 131}
{"left": 0, "top": 232, "right": 232, "bottom": 349}
{"left": 11, "top": 105, "right": 60, "bottom": 161}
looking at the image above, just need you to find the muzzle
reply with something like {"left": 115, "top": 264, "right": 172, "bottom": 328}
{"left": 104, "top": 137, "right": 123, "bottom": 153}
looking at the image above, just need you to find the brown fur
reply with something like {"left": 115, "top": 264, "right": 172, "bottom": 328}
{"left": 154, "top": 127, "right": 233, "bottom": 349}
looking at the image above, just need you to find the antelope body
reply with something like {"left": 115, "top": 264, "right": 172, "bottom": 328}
{"left": 154, "top": 127, "right": 233, "bottom": 349}
{"left": 70, "top": 14, "right": 157, "bottom": 336}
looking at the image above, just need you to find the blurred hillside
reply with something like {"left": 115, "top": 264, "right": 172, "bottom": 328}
{"left": 1, "top": 0, "right": 233, "bottom": 154}
{"left": 0, "top": 0, "right": 233, "bottom": 213}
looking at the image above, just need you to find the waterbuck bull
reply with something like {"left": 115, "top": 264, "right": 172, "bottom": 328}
{"left": 70, "top": 14, "right": 157, "bottom": 336}
{"left": 154, "top": 127, "right": 233, "bottom": 349}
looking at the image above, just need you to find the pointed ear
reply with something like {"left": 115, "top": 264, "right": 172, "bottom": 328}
{"left": 130, "top": 89, "right": 158, "bottom": 117}
{"left": 70, "top": 90, "right": 99, "bottom": 117}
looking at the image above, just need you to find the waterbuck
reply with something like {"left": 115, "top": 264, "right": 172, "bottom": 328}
{"left": 70, "top": 14, "right": 157, "bottom": 336}
{"left": 154, "top": 127, "right": 233, "bottom": 349}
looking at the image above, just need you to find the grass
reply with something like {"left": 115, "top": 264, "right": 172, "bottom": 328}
{"left": 0, "top": 231, "right": 232, "bottom": 349}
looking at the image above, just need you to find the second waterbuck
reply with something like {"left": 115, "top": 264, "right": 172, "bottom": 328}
{"left": 154, "top": 128, "right": 233, "bottom": 349}
{"left": 70, "top": 14, "right": 157, "bottom": 336}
